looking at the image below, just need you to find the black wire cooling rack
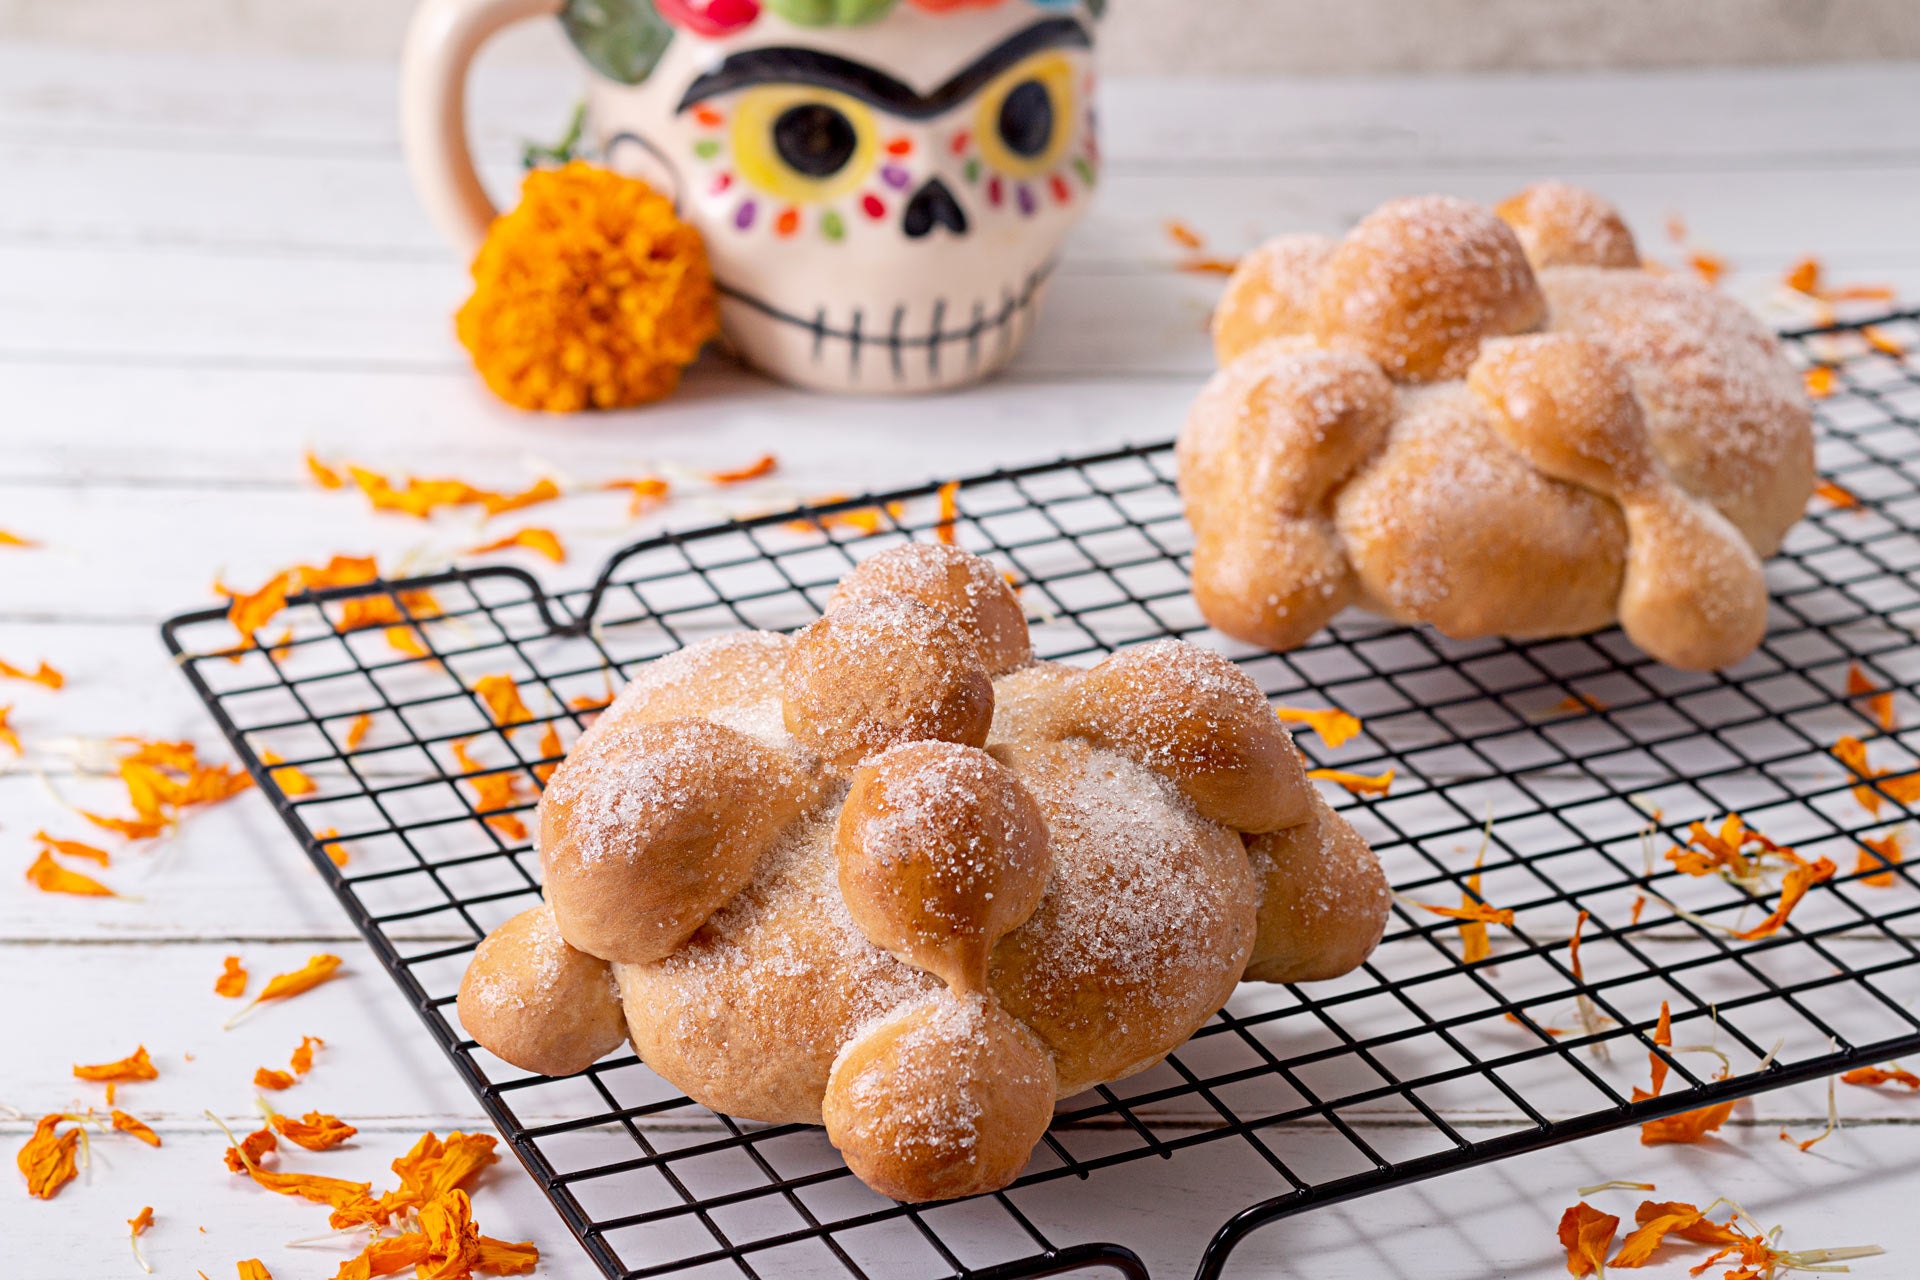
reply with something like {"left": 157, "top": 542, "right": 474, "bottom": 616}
{"left": 164, "top": 311, "right": 1920, "bottom": 1280}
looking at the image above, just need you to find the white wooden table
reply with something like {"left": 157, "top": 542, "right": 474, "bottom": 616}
{"left": 4, "top": 42, "right": 1920, "bottom": 1279}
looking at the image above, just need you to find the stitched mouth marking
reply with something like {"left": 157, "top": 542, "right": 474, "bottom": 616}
{"left": 718, "top": 261, "right": 1054, "bottom": 384}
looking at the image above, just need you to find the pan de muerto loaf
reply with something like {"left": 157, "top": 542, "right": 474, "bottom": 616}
{"left": 1187, "top": 184, "right": 1815, "bottom": 670}
{"left": 458, "top": 543, "right": 1389, "bottom": 1202}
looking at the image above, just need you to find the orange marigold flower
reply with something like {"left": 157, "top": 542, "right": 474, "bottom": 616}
{"left": 111, "top": 1109, "right": 161, "bottom": 1146}
{"left": 75, "top": 1046, "right": 158, "bottom": 1082}
{"left": 1274, "top": 705, "right": 1363, "bottom": 748}
{"left": 455, "top": 161, "right": 718, "bottom": 412}
{"left": 271, "top": 1110, "right": 358, "bottom": 1151}
{"left": 1557, "top": 1201, "right": 1619, "bottom": 1277}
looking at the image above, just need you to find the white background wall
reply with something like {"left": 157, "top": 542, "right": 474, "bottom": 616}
{"left": 1, "top": 0, "right": 1916, "bottom": 72}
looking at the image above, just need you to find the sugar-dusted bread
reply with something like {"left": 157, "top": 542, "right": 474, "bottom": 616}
{"left": 459, "top": 543, "right": 1390, "bottom": 1202}
{"left": 1186, "top": 184, "right": 1814, "bottom": 670}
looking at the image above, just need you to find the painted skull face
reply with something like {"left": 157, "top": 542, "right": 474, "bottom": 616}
{"left": 569, "top": 0, "right": 1101, "bottom": 393}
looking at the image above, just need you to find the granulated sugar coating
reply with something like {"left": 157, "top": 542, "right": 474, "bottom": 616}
{"left": 462, "top": 545, "right": 1389, "bottom": 1201}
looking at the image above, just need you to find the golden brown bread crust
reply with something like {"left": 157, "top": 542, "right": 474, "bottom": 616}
{"left": 1244, "top": 789, "right": 1391, "bottom": 984}
{"left": 784, "top": 594, "right": 995, "bottom": 771}
{"left": 456, "top": 903, "right": 627, "bottom": 1077}
{"left": 461, "top": 545, "right": 1391, "bottom": 1202}
{"left": 1181, "top": 183, "right": 1814, "bottom": 670}
{"left": 1212, "top": 234, "right": 1335, "bottom": 365}
{"left": 1494, "top": 182, "right": 1640, "bottom": 270}
{"left": 833, "top": 542, "right": 1033, "bottom": 676}
{"left": 1314, "top": 194, "right": 1547, "bottom": 383}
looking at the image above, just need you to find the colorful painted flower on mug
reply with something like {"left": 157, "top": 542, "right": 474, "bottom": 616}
{"left": 558, "top": 0, "right": 1104, "bottom": 392}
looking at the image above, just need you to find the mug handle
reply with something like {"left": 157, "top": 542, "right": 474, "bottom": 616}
{"left": 401, "top": 0, "right": 565, "bottom": 256}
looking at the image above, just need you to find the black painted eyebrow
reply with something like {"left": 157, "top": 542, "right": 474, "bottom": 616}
{"left": 676, "top": 17, "right": 1091, "bottom": 119}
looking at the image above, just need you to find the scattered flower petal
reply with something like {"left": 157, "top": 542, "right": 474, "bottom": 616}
{"left": 472, "top": 675, "right": 533, "bottom": 727}
{"left": 75, "top": 1046, "right": 158, "bottom": 1081}
{"left": 1557, "top": 1201, "right": 1619, "bottom": 1277}
{"left": 1307, "top": 767, "right": 1394, "bottom": 796}
{"left": 1274, "top": 705, "right": 1363, "bottom": 748}
{"left": 708, "top": 454, "right": 777, "bottom": 484}
{"left": 467, "top": 527, "right": 566, "bottom": 564}
{"left": 111, "top": 1110, "right": 161, "bottom": 1146}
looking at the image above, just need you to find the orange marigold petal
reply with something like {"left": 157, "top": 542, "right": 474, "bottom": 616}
{"left": 472, "top": 674, "right": 533, "bottom": 727}
{"left": 1274, "top": 705, "right": 1364, "bottom": 749}
{"left": 467, "top": 527, "right": 566, "bottom": 564}
{"left": 1640, "top": 1097, "right": 1736, "bottom": 1145}
{"left": 1816, "top": 478, "right": 1861, "bottom": 508}
{"left": 708, "top": 453, "right": 778, "bottom": 484}
{"left": 1842, "top": 1064, "right": 1920, "bottom": 1089}
{"left": 306, "top": 452, "right": 346, "bottom": 489}
{"left": 255, "top": 1067, "right": 296, "bottom": 1091}
{"left": 236, "top": 1260, "right": 276, "bottom": 1280}
{"left": 257, "top": 955, "right": 344, "bottom": 1004}
{"left": 0, "top": 528, "right": 38, "bottom": 548}
{"left": 1307, "top": 767, "right": 1394, "bottom": 796}
{"left": 935, "top": 479, "right": 962, "bottom": 545}
{"left": 290, "top": 1035, "right": 324, "bottom": 1076}
{"left": 1804, "top": 365, "right": 1837, "bottom": 398}
{"left": 74, "top": 1045, "right": 157, "bottom": 1081}
{"left": 17, "top": 1115, "right": 81, "bottom": 1199}
{"left": 35, "top": 831, "right": 111, "bottom": 866}
{"left": 1557, "top": 1201, "right": 1620, "bottom": 1277}
{"left": 0, "top": 658, "right": 64, "bottom": 689}
{"left": 271, "top": 1110, "right": 358, "bottom": 1151}
{"left": 111, "top": 1109, "right": 162, "bottom": 1146}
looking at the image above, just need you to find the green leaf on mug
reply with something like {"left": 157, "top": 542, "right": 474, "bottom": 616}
{"left": 763, "top": 0, "right": 897, "bottom": 26}
{"left": 562, "top": 0, "right": 676, "bottom": 86}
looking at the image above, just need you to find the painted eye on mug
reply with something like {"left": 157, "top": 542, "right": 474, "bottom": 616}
{"left": 973, "top": 53, "right": 1076, "bottom": 180}
{"left": 731, "top": 86, "right": 878, "bottom": 202}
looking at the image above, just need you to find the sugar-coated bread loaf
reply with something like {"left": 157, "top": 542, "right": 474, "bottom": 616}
{"left": 1182, "top": 184, "right": 1813, "bottom": 670}
{"left": 461, "top": 545, "right": 1392, "bottom": 1202}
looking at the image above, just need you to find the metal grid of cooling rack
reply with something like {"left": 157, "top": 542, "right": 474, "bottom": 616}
{"left": 164, "top": 311, "right": 1920, "bottom": 1280}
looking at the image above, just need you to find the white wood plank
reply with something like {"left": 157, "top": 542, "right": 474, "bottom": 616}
{"left": 0, "top": 361, "right": 1198, "bottom": 487}
{"left": 8, "top": 143, "right": 1920, "bottom": 273}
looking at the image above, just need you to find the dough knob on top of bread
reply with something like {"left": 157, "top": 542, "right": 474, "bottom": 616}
{"left": 1314, "top": 194, "right": 1546, "bottom": 383}
{"left": 538, "top": 717, "right": 820, "bottom": 964}
{"left": 457, "top": 902, "right": 627, "bottom": 1077}
{"left": 1059, "top": 641, "right": 1313, "bottom": 833}
{"left": 832, "top": 542, "right": 1032, "bottom": 677}
{"left": 783, "top": 593, "right": 995, "bottom": 772}
{"left": 1178, "top": 344, "right": 1396, "bottom": 651}
{"left": 1494, "top": 181, "right": 1641, "bottom": 271}
{"left": 1244, "top": 788, "right": 1391, "bottom": 984}
{"left": 1212, "top": 234, "right": 1336, "bottom": 365}
{"left": 836, "top": 741, "right": 1050, "bottom": 994}
{"left": 822, "top": 991, "right": 1055, "bottom": 1204}
{"left": 1469, "top": 333, "right": 1769, "bottom": 670}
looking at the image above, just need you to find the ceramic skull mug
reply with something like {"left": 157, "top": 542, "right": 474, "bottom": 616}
{"left": 404, "top": 0, "right": 1103, "bottom": 393}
